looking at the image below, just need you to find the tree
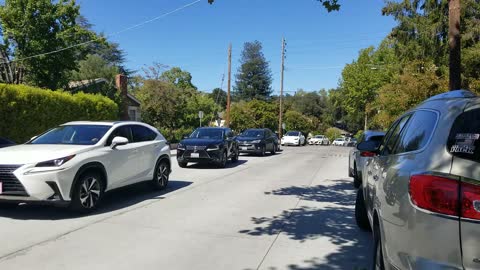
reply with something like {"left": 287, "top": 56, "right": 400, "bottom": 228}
{"left": 160, "top": 67, "right": 197, "bottom": 90}
{"left": 284, "top": 110, "right": 314, "bottom": 135}
{"left": 0, "top": 0, "right": 96, "bottom": 89}
{"left": 235, "top": 41, "right": 273, "bottom": 101}
{"left": 230, "top": 99, "right": 278, "bottom": 132}
{"left": 210, "top": 88, "right": 227, "bottom": 108}
{"left": 208, "top": 0, "right": 341, "bottom": 12}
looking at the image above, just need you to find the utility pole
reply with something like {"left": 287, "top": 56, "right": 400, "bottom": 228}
{"left": 226, "top": 43, "right": 232, "bottom": 127}
{"left": 278, "top": 37, "right": 286, "bottom": 138}
{"left": 448, "top": 0, "right": 461, "bottom": 91}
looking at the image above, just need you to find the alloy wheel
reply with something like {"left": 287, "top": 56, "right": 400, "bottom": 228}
{"left": 157, "top": 162, "right": 169, "bottom": 188}
{"left": 79, "top": 177, "right": 101, "bottom": 209}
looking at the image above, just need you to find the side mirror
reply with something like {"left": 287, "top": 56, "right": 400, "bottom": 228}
{"left": 357, "top": 141, "right": 378, "bottom": 156}
{"left": 111, "top": 136, "right": 129, "bottom": 149}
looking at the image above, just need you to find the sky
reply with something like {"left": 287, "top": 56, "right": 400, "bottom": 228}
{"left": 78, "top": 0, "right": 396, "bottom": 94}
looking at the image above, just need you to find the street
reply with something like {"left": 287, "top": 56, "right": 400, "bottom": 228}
{"left": 0, "top": 146, "right": 372, "bottom": 270}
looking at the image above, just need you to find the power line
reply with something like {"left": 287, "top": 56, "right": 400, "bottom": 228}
{"left": 2, "top": 0, "right": 202, "bottom": 64}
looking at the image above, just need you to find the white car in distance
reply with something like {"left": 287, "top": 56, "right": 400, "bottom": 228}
{"left": 308, "top": 135, "right": 329, "bottom": 145}
{"left": 281, "top": 131, "right": 305, "bottom": 146}
{"left": 0, "top": 121, "right": 171, "bottom": 213}
{"left": 332, "top": 137, "right": 346, "bottom": 146}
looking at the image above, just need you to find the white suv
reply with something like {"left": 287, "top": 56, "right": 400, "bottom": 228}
{"left": 0, "top": 121, "right": 171, "bottom": 213}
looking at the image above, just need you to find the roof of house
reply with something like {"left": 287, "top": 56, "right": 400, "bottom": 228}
{"left": 68, "top": 77, "right": 141, "bottom": 106}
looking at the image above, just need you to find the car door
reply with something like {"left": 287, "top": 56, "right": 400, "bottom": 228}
{"left": 265, "top": 130, "right": 274, "bottom": 151}
{"left": 130, "top": 125, "right": 164, "bottom": 181}
{"left": 104, "top": 125, "right": 142, "bottom": 189}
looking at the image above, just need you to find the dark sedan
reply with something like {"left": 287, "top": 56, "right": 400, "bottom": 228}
{"left": 177, "top": 127, "right": 239, "bottom": 168}
{"left": 236, "top": 128, "right": 277, "bottom": 156}
{"left": 0, "top": 137, "right": 15, "bottom": 148}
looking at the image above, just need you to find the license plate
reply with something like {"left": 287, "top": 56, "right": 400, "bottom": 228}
{"left": 241, "top": 147, "right": 248, "bottom": 151}
{"left": 190, "top": 153, "right": 200, "bottom": 158}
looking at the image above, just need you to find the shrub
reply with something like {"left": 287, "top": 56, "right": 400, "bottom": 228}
{"left": 0, "top": 83, "right": 118, "bottom": 143}
{"left": 325, "top": 127, "right": 343, "bottom": 142}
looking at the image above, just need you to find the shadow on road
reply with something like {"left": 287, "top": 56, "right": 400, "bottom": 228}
{"left": 186, "top": 159, "right": 248, "bottom": 169}
{"left": 0, "top": 180, "right": 192, "bottom": 220}
{"left": 240, "top": 179, "right": 373, "bottom": 270}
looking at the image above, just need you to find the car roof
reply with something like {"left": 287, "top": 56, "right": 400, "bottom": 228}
{"left": 364, "top": 130, "right": 385, "bottom": 136}
{"left": 62, "top": 121, "right": 154, "bottom": 128}
{"left": 197, "top": 127, "right": 229, "bottom": 130}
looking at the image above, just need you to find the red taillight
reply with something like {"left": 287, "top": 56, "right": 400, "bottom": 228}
{"left": 409, "top": 175, "right": 459, "bottom": 216}
{"left": 360, "top": 151, "right": 376, "bottom": 157}
{"left": 461, "top": 182, "right": 480, "bottom": 220}
{"left": 409, "top": 175, "right": 480, "bottom": 220}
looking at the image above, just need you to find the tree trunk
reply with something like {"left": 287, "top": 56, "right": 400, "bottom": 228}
{"left": 449, "top": 0, "right": 461, "bottom": 91}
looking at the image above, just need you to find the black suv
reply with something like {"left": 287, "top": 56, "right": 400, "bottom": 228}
{"left": 177, "top": 127, "right": 239, "bottom": 168}
{"left": 236, "top": 128, "right": 278, "bottom": 156}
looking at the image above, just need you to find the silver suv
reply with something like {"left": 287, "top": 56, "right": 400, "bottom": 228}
{"left": 355, "top": 90, "right": 480, "bottom": 269}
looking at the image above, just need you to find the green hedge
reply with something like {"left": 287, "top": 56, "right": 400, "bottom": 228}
{"left": 0, "top": 84, "right": 118, "bottom": 143}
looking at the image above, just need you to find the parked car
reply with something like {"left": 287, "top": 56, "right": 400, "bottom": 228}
{"left": 177, "top": 127, "right": 238, "bottom": 168}
{"left": 308, "top": 135, "right": 329, "bottom": 145}
{"left": 236, "top": 128, "right": 277, "bottom": 156}
{"left": 281, "top": 131, "right": 305, "bottom": 146}
{"left": 355, "top": 90, "right": 480, "bottom": 270}
{"left": 345, "top": 137, "right": 357, "bottom": 147}
{"left": 0, "top": 137, "right": 15, "bottom": 148}
{"left": 332, "top": 137, "right": 345, "bottom": 146}
{"left": 0, "top": 121, "right": 171, "bottom": 213}
{"left": 348, "top": 131, "right": 385, "bottom": 188}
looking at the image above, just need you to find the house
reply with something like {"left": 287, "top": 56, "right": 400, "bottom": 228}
{"left": 68, "top": 77, "right": 141, "bottom": 121}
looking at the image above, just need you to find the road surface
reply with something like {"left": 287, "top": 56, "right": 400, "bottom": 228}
{"left": 0, "top": 146, "right": 372, "bottom": 270}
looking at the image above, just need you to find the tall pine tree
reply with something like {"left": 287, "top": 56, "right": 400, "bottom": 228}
{"left": 234, "top": 41, "right": 273, "bottom": 101}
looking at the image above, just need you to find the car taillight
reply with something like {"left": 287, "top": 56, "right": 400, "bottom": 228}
{"left": 461, "top": 182, "right": 480, "bottom": 220}
{"left": 409, "top": 174, "right": 480, "bottom": 220}
{"left": 360, "top": 151, "right": 376, "bottom": 157}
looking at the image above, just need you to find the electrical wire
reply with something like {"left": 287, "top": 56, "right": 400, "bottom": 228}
{"left": 1, "top": 0, "right": 202, "bottom": 64}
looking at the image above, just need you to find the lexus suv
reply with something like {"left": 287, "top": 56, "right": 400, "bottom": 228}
{"left": 0, "top": 121, "right": 171, "bottom": 213}
{"left": 236, "top": 128, "right": 277, "bottom": 156}
{"left": 176, "top": 127, "right": 239, "bottom": 168}
{"left": 354, "top": 90, "right": 480, "bottom": 270}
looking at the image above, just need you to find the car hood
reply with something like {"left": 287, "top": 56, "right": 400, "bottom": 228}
{"left": 180, "top": 138, "right": 224, "bottom": 146}
{"left": 236, "top": 136, "right": 263, "bottom": 142}
{"left": 0, "top": 144, "right": 95, "bottom": 165}
{"left": 283, "top": 135, "right": 300, "bottom": 139}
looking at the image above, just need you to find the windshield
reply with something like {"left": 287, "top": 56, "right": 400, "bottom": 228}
{"left": 314, "top": 135, "right": 324, "bottom": 138}
{"left": 190, "top": 129, "right": 224, "bottom": 139}
{"left": 336, "top": 138, "right": 344, "bottom": 141}
{"left": 30, "top": 125, "right": 111, "bottom": 145}
{"left": 286, "top": 131, "right": 300, "bottom": 136}
{"left": 240, "top": 130, "right": 264, "bottom": 138}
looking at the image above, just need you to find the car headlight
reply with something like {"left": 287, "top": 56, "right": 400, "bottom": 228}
{"left": 207, "top": 145, "right": 221, "bottom": 151}
{"left": 251, "top": 140, "right": 261, "bottom": 144}
{"left": 177, "top": 143, "right": 185, "bottom": 150}
{"left": 35, "top": 155, "right": 76, "bottom": 167}
{"left": 294, "top": 137, "right": 299, "bottom": 140}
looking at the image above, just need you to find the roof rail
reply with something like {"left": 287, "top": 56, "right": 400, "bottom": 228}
{"left": 424, "top": 90, "right": 477, "bottom": 102}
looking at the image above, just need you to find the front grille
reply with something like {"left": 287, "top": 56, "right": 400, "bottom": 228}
{"left": 183, "top": 150, "right": 211, "bottom": 158}
{"left": 186, "top": 145, "right": 207, "bottom": 151}
{"left": 0, "top": 165, "right": 28, "bottom": 196}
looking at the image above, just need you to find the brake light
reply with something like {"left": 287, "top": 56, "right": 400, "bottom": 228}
{"left": 461, "top": 182, "right": 480, "bottom": 220}
{"left": 409, "top": 175, "right": 459, "bottom": 216}
{"left": 360, "top": 151, "right": 376, "bottom": 157}
{"left": 409, "top": 175, "right": 480, "bottom": 220}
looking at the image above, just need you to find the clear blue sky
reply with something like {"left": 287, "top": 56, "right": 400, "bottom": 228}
{"left": 78, "top": 0, "right": 396, "bottom": 94}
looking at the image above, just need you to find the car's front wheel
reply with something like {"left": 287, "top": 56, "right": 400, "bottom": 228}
{"left": 70, "top": 171, "right": 104, "bottom": 213}
{"left": 231, "top": 147, "right": 239, "bottom": 162}
{"left": 218, "top": 151, "right": 227, "bottom": 168}
{"left": 178, "top": 161, "right": 188, "bottom": 168}
{"left": 353, "top": 164, "right": 361, "bottom": 189}
{"left": 152, "top": 159, "right": 170, "bottom": 190}
{"left": 373, "top": 223, "right": 385, "bottom": 270}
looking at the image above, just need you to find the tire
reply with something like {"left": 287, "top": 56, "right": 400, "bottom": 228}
{"left": 152, "top": 159, "right": 170, "bottom": 190}
{"left": 0, "top": 202, "right": 18, "bottom": 209}
{"left": 353, "top": 164, "right": 361, "bottom": 189}
{"left": 355, "top": 189, "right": 371, "bottom": 231}
{"left": 69, "top": 171, "right": 104, "bottom": 213}
{"left": 270, "top": 144, "right": 276, "bottom": 155}
{"left": 373, "top": 224, "right": 385, "bottom": 270}
{"left": 178, "top": 161, "right": 188, "bottom": 168}
{"left": 218, "top": 151, "right": 227, "bottom": 168}
{"left": 260, "top": 146, "right": 266, "bottom": 156}
{"left": 231, "top": 147, "right": 239, "bottom": 162}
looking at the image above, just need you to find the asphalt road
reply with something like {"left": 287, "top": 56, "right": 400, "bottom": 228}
{"left": 0, "top": 146, "right": 372, "bottom": 270}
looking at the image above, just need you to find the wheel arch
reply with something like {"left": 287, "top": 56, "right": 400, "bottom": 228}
{"left": 157, "top": 154, "right": 171, "bottom": 171}
{"left": 70, "top": 162, "right": 108, "bottom": 198}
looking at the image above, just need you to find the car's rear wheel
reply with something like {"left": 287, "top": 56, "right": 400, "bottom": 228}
{"left": 355, "top": 188, "right": 371, "bottom": 231}
{"left": 353, "top": 164, "right": 361, "bottom": 189}
{"left": 270, "top": 144, "right": 276, "bottom": 155}
{"left": 373, "top": 223, "right": 385, "bottom": 270}
{"left": 70, "top": 171, "right": 104, "bottom": 213}
{"left": 178, "top": 161, "right": 188, "bottom": 168}
{"left": 260, "top": 146, "right": 266, "bottom": 156}
{"left": 152, "top": 159, "right": 170, "bottom": 190}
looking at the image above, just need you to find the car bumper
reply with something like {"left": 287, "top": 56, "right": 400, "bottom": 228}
{"left": 237, "top": 143, "right": 264, "bottom": 153}
{"left": 177, "top": 149, "right": 223, "bottom": 163}
{"left": 0, "top": 164, "right": 77, "bottom": 204}
{"left": 282, "top": 140, "right": 300, "bottom": 145}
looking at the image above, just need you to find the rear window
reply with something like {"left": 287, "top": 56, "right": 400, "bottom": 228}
{"left": 395, "top": 111, "right": 437, "bottom": 154}
{"left": 447, "top": 108, "right": 480, "bottom": 162}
